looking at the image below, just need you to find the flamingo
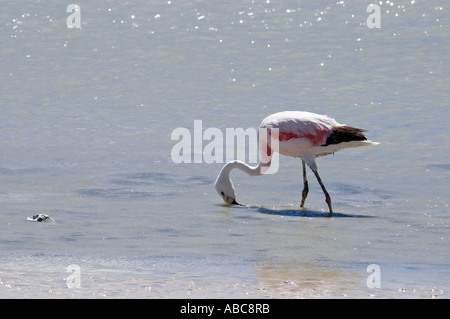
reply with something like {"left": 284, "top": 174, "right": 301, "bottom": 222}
{"left": 214, "top": 111, "right": 378, "bottom": 216}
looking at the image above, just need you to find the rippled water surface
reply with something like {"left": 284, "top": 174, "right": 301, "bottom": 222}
{"left": 1, "top": 0, "right": 449, "bottom": 298}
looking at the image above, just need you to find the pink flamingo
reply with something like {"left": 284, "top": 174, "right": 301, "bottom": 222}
{"left": 214, "top": 111, "right": 378, "bottom": 216}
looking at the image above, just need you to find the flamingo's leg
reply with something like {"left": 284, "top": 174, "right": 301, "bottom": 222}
{"left": 300, "top": 160, "right": 309, "bottom": 208}
{"left": 310, "top": 167, "right": 333, "bottom": 217}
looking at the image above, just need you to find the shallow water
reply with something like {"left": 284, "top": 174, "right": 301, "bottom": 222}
{"left": 1, "top": 0, "right": 449, "bottom": 298}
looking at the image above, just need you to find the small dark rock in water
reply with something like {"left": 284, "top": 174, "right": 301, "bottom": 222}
{"left": 27, "top": 214, "right": 51, "bottom": 222}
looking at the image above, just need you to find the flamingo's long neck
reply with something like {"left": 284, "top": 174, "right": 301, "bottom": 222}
{"left": 223, "top": 160, "right": 264, "bottom": 178}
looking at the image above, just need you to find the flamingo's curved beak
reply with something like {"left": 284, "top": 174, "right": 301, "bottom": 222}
{"left": 230, "top": 199, "right": 240, "bottom": 205}
{"left": 222, "top": 194, "right": 241, "bottom": 206}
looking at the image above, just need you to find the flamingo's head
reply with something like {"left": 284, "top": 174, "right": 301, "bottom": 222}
{"left": 214, "top": 171, "right": 240, "bottom": 205}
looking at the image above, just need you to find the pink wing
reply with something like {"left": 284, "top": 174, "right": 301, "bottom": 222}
{"left": 262, "top": 111, "right": 336, "bottom": 146}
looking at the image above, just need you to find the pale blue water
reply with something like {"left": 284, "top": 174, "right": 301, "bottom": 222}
{"left": 1, "top": 0, "right": 449, "bottom": 298}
